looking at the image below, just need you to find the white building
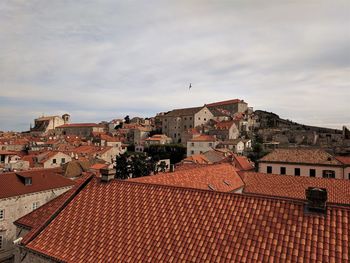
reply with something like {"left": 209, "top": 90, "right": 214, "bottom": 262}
{"left": 187, "top": 135, "right": 218, "bottom": 156}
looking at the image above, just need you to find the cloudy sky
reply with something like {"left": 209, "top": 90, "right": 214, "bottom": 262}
{"left": 0, "top": 0, "right": 349, "bottom": 131}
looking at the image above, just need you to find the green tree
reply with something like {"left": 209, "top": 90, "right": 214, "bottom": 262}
{"left": 115, "top": 153, "right": 130, "bottom": 179}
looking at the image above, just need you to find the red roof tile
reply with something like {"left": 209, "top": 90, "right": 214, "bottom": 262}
{"left": 206, "top": 99, "right": 245, "bottom": 107}
{"left": 189, "top": 135, "right": 216, "bottom": 142}
{"left": 0, "top": 168, "right": 74, "bottom": 199}
{"left": 241, "top": 172, "right": 350, "bottom": 205}
{"left": 15, "top": 175, "right": 92, "bottom": 230}
{"left": 130, "top": 163, "right": 245, "bottom": 192}
{"left": 23, "top": 178, "right": 350, "bottom": 262}
{"left": 335, "top": 156, "right": 350, "bottom": 165}
{"left": 233, "top": 155, "right": 255, "bottom": 171}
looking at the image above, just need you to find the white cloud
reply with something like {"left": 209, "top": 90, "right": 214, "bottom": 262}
{"left": 0, "top": 0, "right": 349, "bottom": 130}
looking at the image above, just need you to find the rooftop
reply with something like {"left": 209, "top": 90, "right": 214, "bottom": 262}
{"left": 21, "top": 177, "right": 350, "bottom": 262}
{"left": 259, "top": 148, "right": 342, "bottom": 166}
{"left": 0, "top": 168, "right": 74, "bottom": 199}
{"left": 241, "top": 172, "right": 350, "bottom": 205}
{"left": 57, "top": 123, "right": 104, "bottom": 128}
{"left": 164, "top": 106, "right": 204, "bottom": 117}
{"left": 206, "top": 99, "right": 245, "bottom": 107}
{"left": 130, "top": 163, "right": 245, "bottom": 192}
{"left": 189, "top": 134, "right": 216, "bottom": 142}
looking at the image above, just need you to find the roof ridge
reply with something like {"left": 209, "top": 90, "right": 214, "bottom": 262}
{"left": 21, "top": 174, "right": 94, "bottom": 246}
{"left": 118, "top": 178, "right": 350, "bottom": 210}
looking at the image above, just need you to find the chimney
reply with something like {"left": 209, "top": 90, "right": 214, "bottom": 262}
{"left": 305, "top": 187, "right": 327, "bottom": 214}
{"left": 169, "top": 164, "right": 175, "bottom": 173}
{"left": 100, "top": 168, "right": 115, "bottom": 182}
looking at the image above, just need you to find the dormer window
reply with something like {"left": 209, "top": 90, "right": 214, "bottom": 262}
{"left": 25, "top": 178, "right": 32, "bottom": 186}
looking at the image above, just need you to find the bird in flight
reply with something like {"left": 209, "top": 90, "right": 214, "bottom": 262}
{"left": 189, "top": 83, "right": 192, "bottom": 90}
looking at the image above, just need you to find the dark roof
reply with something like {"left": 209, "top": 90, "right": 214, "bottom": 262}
{"left": 0, "top": 168, "right": 74, "bottom": 199}
{"left": 241, "top": 172, "right": 350, "bottom": 205}
{"left": 163, "top": 106, "right": 204, "bottom": 117}
{"left": 22, "top": 178, "right": 350, "bottom": 262}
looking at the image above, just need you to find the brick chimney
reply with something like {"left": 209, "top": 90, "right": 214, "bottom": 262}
{"left": 100, "top": 168, "right": 115, "bottom": 182}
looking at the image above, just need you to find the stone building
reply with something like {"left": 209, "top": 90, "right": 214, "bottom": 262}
{"left": 206, "top": 99, "right": 248, "bottom": 115}
{"left": 186, "top": 135, "right": 218, "bottom": 156}
{"left": 258, "top": 148, "right": 349, "bottom": 179}
{"left": 55, "top": 123, "right": 105, "bottom": 137}
{"left": 30, "top": 114, "right": 70, "bottom": 135}
{"left": 0, "top": 169, "right": 74, "bottom": 262}
{"left": 160, "top": 106, "right": 213, "bottom": 143}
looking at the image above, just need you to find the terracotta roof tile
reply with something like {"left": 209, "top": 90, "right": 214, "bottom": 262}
{"left": 23, "top": 178, "right": 350, "bottom": 262}
{"left": 0, "top": 168, "right": 74, "bottom": 199}
{"left": 335, "top": 156, "right": 350, "bottom": 165}
{"left": 241, "top": 172, "right": 350, "bottom": 205}
{"left": 14, "top": 175, "right": 92, "bottom": 230}
{"left": 206, "top": 99, "right": 245, "bottom": 107}
{"left": 130, "top": 163, "right": 245, "bottom": 192}
{"left": 189, "top": 135, "right": 216, "bottom": 142}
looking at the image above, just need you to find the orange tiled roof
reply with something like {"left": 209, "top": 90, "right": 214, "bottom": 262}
{"left": 233, "top": 155, "right": 255, "bottom": 171}
{"left": 335, "top": 156, "right": 350, "bottom": 165}
{"left": 183, "top": 154, "right": 211, "bottom": 164}
{"left": 130, "top": 163, "right": 244, "bottom": 192}
{"left": 215, "top": 120, "right": 235, "bottom": 130}
{"left": 259, "top": 148, "right": 343, "bottom": 166}
{"left": 189, "top": 134, "right": 216, "bottom": 142}
{"left": 22, "top": 178, "right": 350, "bottom": 262}
{"left": 89, "top": 163, "right": 108, "bottom": 170}
{"left": 206, "top": 99, "right": 245, "bottom": 107}
{"left": 14, "top": 175, "right": 92, "bottom": 230}
{"left": 241, "top": 172, "right": 350, "bottom": 205}
{"left": 0, "top": 168, "right": 74, "bottom": 199}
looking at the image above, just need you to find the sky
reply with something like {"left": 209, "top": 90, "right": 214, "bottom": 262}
{"left": 0, "top": 0, "right": 349, "bottom": 131}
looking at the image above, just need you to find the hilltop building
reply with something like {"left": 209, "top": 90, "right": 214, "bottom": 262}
{"left": 30, "top": 114, "right": 70, "bottom": 135}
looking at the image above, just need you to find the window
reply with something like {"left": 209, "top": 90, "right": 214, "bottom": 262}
{"left": 204, "top": 118, "right": 207, "bottom": 121}
{"left": 52, "top": 158, "right": 57, "bottom": 164}
{"left": 164, "top": 125, "right": 167, "bottom": 129}
{"left": 191, "top": 150, "right": 194, "bottom": 155}
{"left": 0, "top": 235, "right": 3, "bottom": 250}
{"left": 190, "top": 117, "right": 192, "bottom": 120}
{"left": 61, "top": 158, "right": 66, "bottom": 164}
{"left": 198, "top": 117, "right": 201, "bottom": 120}
{"left": 189, "top": 125, "right": 192, "bottom": 128}
{"left": 191, "top": 143, "right": 194, "bottom": 146}
{"left": 32, "top": 202, "right": 39, "bottom": 210}
{"left": 267, "top": 166, "right": 272, "bottom": 174}
{"left": 174, "top": 134, "right": 176, "bottom": 138}
{"left": 164, "top": 119, "right": 167, "bottom": 122}
{"left": 310, "top": 169, "right": 316, "bottom": 177}
{"left": 280, "top": 167, "right": 286, "bottom": 175}
{"left": 184, "top": 125, "right": 187, "bottom": 129}
{"left": 295, "top": 168, "right": 301, "bottom": 176}
{"left": 323, "top": 170, "right": 335, "bottom": 178}
{"left": 209, "top": 143, "right": 213, "bottom": 147}
{"left": 184, "top": 117, "right": 187, "bottom": 120}
{"left": 0, "top": 209, "right": 4, "bottom": 220}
